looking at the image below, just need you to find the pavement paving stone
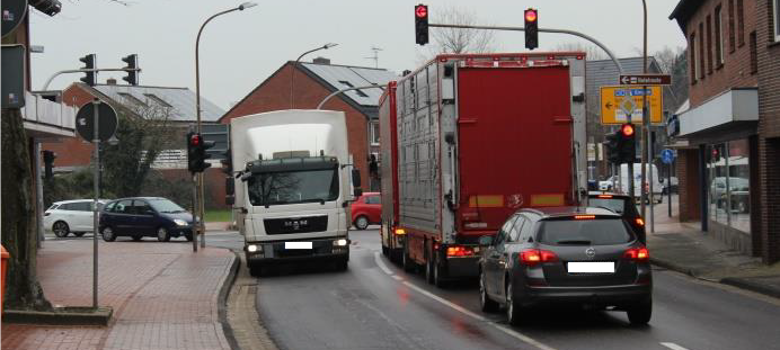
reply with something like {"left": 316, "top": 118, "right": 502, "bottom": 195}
{"left": 1, "top": 239, "right": 235, "bottom": 350}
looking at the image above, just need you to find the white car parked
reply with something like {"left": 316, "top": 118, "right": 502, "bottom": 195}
{"left": 44, "top": 199, "right": 108, "bottom": 237}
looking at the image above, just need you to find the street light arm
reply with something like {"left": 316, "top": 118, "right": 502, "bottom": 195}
{"left": 317, "top": 85, "right": 384, "bottom": 110}
{"left": 291, "top": 43, "right": 339, "bottom": 108}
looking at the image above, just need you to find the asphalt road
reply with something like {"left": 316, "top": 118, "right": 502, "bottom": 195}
{"left": 46, "top": 229, "right": 780, "bottom": 350}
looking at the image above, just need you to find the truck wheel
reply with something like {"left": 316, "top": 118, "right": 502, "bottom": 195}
{"left": 382, "top": 245, "right": 389, "bottom": 257}
{"left": 335, "top": 257, "right": 349, "bottom": 272}
{"left": 433, "top": 258, "right": 447, "bottom": 288}
{"left": 355, "top": 216, "right": 369, "bottom": 230}
{"left": 402, "top": 246, "right": 416, "bottom": 273}
{"left": 425, "top": 255, "right": 435, "bottom": 284}
{"left": 249, "top": 263, "right": 264, "bottom": 277}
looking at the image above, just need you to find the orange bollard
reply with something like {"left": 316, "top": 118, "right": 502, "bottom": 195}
{"left": 1, "top": 245, "right": 8, "bottom": 314}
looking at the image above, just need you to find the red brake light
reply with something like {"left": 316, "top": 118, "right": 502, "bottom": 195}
{"left": 520, "top": 249, "right": 558, "bottom": 266}
{"left": 574, "top": 215, "right": 596, "bottom": 220}
{"left": 597, "top": 195, "right": 613, "bottom": 199}
{"left": 446, "top": 246, "right": 474, "bottom": 257}
{"left": 623, "top": 247, "right": 649, "bottom": 262}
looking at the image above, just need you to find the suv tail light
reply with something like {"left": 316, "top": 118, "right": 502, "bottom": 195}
{"left": 520, "top": 249, "right": 559, "bottom": 266}
{"left": 635, "top": 218, "right": 645, "bottom": 226}
{"left": 446, "top": 245, "right": 475, "bottom": 257}
{"left": 623, "top": 247, "right": 649, "bottom": 262}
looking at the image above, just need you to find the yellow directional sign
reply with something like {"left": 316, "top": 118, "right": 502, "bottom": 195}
{"left": 600, "top": 85, "right": 664, "bottom": 125}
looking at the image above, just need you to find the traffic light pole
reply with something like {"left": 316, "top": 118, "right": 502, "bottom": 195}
{"left": 92, "top": 99, "right": 101, "bottom": 309}
{"left": 428, "top": 23, "right": 625, "bottom": 75}
{"left": 41, "top": 67, "right": 141, "bottom": 90}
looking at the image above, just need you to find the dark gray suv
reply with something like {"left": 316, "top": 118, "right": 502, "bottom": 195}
{"left": 478, "top": 207, "right": 652, "bottom": 326}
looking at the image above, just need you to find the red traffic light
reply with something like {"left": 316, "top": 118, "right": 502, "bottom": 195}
{"left": 525, "top": 9, "right": 537, "bottom": 22}
{"left": 415, "top": 4, "right": 428, "bottom": 18}
{"left": 190, "top": 134, "right": 201, "bottom": 146}
{"left": 621, "top": 124, "right": 635, "bottom": 137}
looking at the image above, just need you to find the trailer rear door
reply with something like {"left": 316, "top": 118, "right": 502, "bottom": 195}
{"left": 456, "top": 65, "right": 574, "bottom": 234}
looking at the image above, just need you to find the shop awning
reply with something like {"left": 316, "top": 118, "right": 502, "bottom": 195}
{"left": 679, "top": 88, "right": 758, "bottom": 136}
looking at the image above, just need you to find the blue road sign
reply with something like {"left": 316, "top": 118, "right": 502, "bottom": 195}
{"left": 661, "top": 149, "right": 676, "bottom": 164}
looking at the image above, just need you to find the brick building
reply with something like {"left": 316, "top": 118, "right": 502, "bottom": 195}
{"left": 219, "top": 58, "right": 397, "bottom": 191}
{"left": 670, "top": 0, "right": 780, "bottom": 263}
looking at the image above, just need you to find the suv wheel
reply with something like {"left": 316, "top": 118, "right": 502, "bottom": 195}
{"left": 480, "top": 269, "right": 498, "bottom": 312}
{"left": 53, "top": 221, "right": 70, "bottom": 238}
{"left": 101, "top": 226, "right": 116, "bottom": 242}
{"left": 627, "top": 299, "right": 652, "bottom": 325}
{"left": 506, "top": 281, "right": 522, "bottom": 326}
{"left": 157, "top": 227, "right": 171, "bottom": 242}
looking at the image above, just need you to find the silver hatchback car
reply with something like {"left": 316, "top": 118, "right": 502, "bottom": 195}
{"left": 478, "top": 207, "right": 652, "bottom": 326}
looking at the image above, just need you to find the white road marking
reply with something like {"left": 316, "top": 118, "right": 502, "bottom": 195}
{"left": 374, "top": 251, "right": 394, "bottom": 275}
{"left": 660, "top": 342, "right": 691, "bottom": 350}
{"left": 391, "top": 275, "right": 404, "bottom": 281}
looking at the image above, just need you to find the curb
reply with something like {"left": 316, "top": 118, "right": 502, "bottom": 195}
{"left": 720, "top": 277, "right": 780, "bottom": 300}
{"left": 650, "top": 257, "right": 698, "bottom": 277}
{"left": 1, "top": 306, "right": 113, "bottom": 326}
{"left": 218, "top": 251, "right": 242, "bottom": 350}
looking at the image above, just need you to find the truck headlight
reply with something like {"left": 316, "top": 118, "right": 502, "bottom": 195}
{"left": 174, "top": 219, "right": 188, "bottom": 226}
{"left": 333, "top": 239, "right": 349, "bottom": 247}
{"left": 247, "top": 244, "right": 261, "bottom": 253}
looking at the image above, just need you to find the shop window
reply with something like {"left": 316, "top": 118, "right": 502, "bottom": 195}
{"left": 369, "top": 121, "right": 380, "bottom": 146}
{"left": 708, "top": 140, "right": 751, "bottom": 233}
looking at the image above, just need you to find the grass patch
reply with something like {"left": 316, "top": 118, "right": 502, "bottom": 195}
{"left": 205, "top": 209, "right": 232, "bottom": 222}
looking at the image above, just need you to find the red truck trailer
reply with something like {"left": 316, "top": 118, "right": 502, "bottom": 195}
{"left": 379, "top": 53, "right": 588, "bottom": 286}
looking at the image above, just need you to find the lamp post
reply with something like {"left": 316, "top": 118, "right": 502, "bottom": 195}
{"left": 193, "top": 2, "right": 256, "bottom": 250}
{"left": 290, "top": 43, "right": 338, "bottom": 108}
{"left": 639, "top": 0, "right": 651, "bottom": 231}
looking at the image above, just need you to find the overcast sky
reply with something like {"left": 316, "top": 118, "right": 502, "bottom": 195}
{"left": 29, "top": 0, "right": 687, "bottom": 110}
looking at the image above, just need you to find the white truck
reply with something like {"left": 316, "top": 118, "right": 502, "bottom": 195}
{"left": 618, "top": 163, "right": 663, "bottom": 204}
{"left": 228, "top": 110, "right": 362, "bottom": 276}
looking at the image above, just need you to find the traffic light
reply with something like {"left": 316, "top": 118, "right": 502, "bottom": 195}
{"left": 121, "top": 54, "right": 139, "bottom": 86}
{"left": 619, "top": 123, "right": 636, "bottom": 164}
{"left": 524, "top": 8, "right": 539, "bottom": 50}
{"left": 42, "top": 150, "right": 56, "bottom": 179}
{"left": 187, "top": 132, "right": 215, "bottom": 173}
{"left": 415, "top": 4, "right": 429, "bottom": 45}
{"left": 79, "top": 54, "right": 97, "bottom": 86}
{"left": 605, "top": 132, "right": 620, "bottom": 164}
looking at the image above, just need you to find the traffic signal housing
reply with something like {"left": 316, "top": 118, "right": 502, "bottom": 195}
{"left": 79, "top": 54, "right": 97, "bottom": 86}
{"left": 619, "top": 123, "right": 636, "bottom": 164}
{"left": 42, "top": 150, "right": 57, "bottom": 180}
{"left": 524, "top": 8, "right": 538, "bottom": 50}
{"left": 415, "top": 4, "right": 429, "bottom": 45}
{"left": 605, "top": 132, "right": 620, "bottom": 164}
{"left": 122, "top": 54, "right": 139, "bottom": 86}
{"left": 187, "top": 132, "right": 215, "bottom": 173}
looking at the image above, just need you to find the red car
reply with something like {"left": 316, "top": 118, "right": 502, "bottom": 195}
{"left": 351, "top": 192, "right": 381, "bottom": 230}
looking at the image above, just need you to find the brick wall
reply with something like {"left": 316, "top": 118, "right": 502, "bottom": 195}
{"left": 42, "top": 84, "right": 97, "bottom": 167}
{"left": 686, "top": 0, "right": 759, "bottom": 109}
{"left": 676, "top": 148, "right": 701, "bottom": 222}
{"left": 220, "top": 62, "right": 372, "bottom": 186}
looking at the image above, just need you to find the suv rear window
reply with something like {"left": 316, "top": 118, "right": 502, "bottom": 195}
{"left": 537, "top": 218, "right": 633, "bottom": 246}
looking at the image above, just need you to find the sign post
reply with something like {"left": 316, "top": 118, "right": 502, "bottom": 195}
{"left": 76, "top": 99, "right": 118, "bottom": 308}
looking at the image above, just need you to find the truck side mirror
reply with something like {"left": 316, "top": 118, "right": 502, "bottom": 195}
{"left": 352, "top": 169, "right": 362, "bottom": 188}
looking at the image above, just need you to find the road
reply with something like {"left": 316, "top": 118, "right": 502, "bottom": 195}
{"left": 209, "top": 228, "right": 780, "bottom": 350}
{"left": 46, "top": 228, "right": 780, "bottom": 350}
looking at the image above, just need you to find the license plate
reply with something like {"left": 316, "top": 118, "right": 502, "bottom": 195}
{"left": 285, "top": 242, "right": 312, "bottom": 250}
{"left": 567, "top": 262, "right": 615, "bottom": 273}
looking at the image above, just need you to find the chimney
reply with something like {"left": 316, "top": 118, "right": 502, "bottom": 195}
{"left": 312, "top": 57, "right": 331, "bottom": 65}
{"left": 106, "top": 78, "right": 117, "bottom": 85}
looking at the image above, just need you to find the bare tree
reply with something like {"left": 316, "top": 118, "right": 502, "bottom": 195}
{"left": 417, "top": 6, "right": 498, "bottom": 64}
{"left": 555, "top": 42, "right": 608, "bottom": 60}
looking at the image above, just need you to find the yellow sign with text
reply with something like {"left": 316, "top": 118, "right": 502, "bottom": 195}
{"left": 600, "top": 85, "right": 664, "bottom": 125}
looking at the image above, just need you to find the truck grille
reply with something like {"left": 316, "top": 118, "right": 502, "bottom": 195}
{"left": 264, "top": 216, "right": 328, "bottom": 235}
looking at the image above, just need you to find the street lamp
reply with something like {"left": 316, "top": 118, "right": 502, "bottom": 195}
{"left": 193, "top": 2, "right": 256, "bottom": 250}
{"left": 290, "top": 43, "right": 339, "bottom": 108}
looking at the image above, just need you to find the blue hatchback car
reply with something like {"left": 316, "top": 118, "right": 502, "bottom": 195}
{"left": 99, "top": 197, "right": 195, "bottom": 242}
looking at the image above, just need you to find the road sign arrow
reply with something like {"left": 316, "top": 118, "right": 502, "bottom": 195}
{"left": 620, "top": 76, "right": 630, "bottom": 85}
{"left": 606, "top": 101, "right": 613, "bottom": 110}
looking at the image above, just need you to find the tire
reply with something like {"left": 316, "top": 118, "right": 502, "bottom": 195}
{"left": 73, "top": 232, "right": 86, "bottom": 237}
{"left": 132, "top": 234, "right": 143, "bottom": 242}
{"left": 101, "top": 226, "right": 116, "bottom": 242}
{"left": 354, "top": 216, "right": 369, "bottom": 230}
{"left": 335, "top": 258, "right": 349, "bottom": 272}
{"left": 381, "top": 245, "right": 389, "bottom": 257}
{"left": 249, "top": 263, "right": 263, "bottom": 277}
{"left": 506, "top": 281, "right": 523, "bottom": 326}
{"left": 425, "top": 248, "right": 435, "bottom": 284}
{"left": 157, "top": 227, "right": 171, "bottom": 242}
{"left": 402, "top": 246, "right": 416, "bottom": 273}
{"left": 627, "top": 299, "right": 652, "bottom": 325}
{"left": 480, "top": 269, "right": 499, "bottom": 313}
{"left": 52, "top": 221, "right": 70, "bottom": 238}
{"left": 432, "top": 256, "right": 447, "bottom": 288}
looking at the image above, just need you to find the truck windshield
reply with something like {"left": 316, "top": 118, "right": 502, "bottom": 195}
{"left": 247, "top": 169, "right": 339, "bottom": 206}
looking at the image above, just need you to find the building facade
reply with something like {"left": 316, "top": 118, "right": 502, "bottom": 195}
{"left": 220, "top": 58, "right": 397, "bottom": 191}
{"left": 670, "top": 0, "right": 780, "bottom": 263}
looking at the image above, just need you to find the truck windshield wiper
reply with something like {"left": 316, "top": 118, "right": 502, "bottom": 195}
{"left": 555, "top": 240, "right": 592, "bottom": 245}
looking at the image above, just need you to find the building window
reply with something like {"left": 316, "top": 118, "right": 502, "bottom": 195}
{"left": 117, "top": 92, "right": 148, "bottom": 108}
{"left": 774, "top": 0, "right": 780, "bottom": 42}
{"left": 691, "top": 32, "right": 698, "bottom": 82}
{"left": 143, "top": 93, "right": 172, "bottom": 108}
{"left": 369, "top": 121, "right": 379, "bottom": 146}
{"left": 737, "top": 0, "right": 745, "bottom": 46}
{"left": 707, "top": 15, "right": 713, "bottom": 74}
{"left": 729, "top": 0, "right": 736, "bottom": 52}
{"left": 715, "top": 5, "right": 724, "bottom": 67}
{"left": 750, "top": 31, "right": 758, "bottom": 74}
{"left": 708, "top": 139, "right": 751, "bottom": 234}
{"left": 699, "top": 22, "right": 706, "bottom": 80}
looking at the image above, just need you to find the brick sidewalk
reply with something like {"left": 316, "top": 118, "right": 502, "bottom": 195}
{"left": 2, "top": 239, "right": 236, "bottom": 350}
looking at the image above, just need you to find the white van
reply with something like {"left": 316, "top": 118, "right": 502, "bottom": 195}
{"left": 618, "top": 163, "right": 663, "bottom": 204}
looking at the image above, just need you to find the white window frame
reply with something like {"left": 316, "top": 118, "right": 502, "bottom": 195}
{"left": 774, "top": 0, "right": 780, "bottom": 42}
{"left": 716, "top": 6, "right": 724, "bottom": 65}
{"left": 369, "top": 120, "right": 380, "bottom": 146}
{"left": 692, "top": 33, "right": 699, "bottom": 81}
